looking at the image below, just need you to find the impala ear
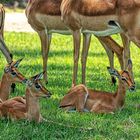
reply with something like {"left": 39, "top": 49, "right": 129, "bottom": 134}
{"left": 4, "top": 61, "right": 13, "bottom": 73}
{"left": 107, "top": 67, "right": 120, "bottom": 78}
{"left": 32, "top": 71, "right": 44, "bottom": 81}
{"left": 127, "top": 59, "right": 132, "bottom": 71}
{"left": 12, "top": 58, "right": 23, "bottom": 68}
{"left": 4, "top": 67, "right": 10, "bottom": 73}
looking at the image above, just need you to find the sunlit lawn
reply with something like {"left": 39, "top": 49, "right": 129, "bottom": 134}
{"left": 0, "top": 32, "right": 140, "bottom": 140}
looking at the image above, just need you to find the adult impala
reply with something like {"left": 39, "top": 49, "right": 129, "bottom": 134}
{"left": 0, "top": 4, "right": 12, "bottom": 63}
{"left": 61, "top": 0, "right": 136, "bottom": 85}
{"left": 26, "top": 0, "right": 126, "bottom": 86}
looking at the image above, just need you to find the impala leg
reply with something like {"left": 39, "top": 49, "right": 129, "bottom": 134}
{"left": 0, "top": 36, "right": 15, "bottom": 92}
{"left": 121, "top": 33, "right": 134, "bottom": 83}
{"left": 0, "top": 36, "right": 14, "bottom": 92}
{"left": 72, "top": 30, "right": 81, "bottom": 87}
{"left": 76, "top": 92, "right": 88, "bottom": 112}
{"left": 0, "top": 5, "right": 11, "bottom": 61}
{"left": 0, "top": 37, "right": 13, "bottom": 63}
{"left": 90, "top": 103, "right": 114, "bottom": 114}
{"left": 98, "top": 36, "right": 124, "bottom": 68}
{"left": 38, "top": 31, "right": 52, "bottom": 84}
{"left": 121, "top": 34, "right": 130, "bottom": 69}
{"left": 81, "top": 33, "right": 91, "bottom": 85}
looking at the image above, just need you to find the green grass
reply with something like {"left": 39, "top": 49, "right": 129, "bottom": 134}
{"left": 0, "top": 32, "right": 140, "bottom": 140}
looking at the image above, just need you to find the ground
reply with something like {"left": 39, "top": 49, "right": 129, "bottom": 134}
{"left": 5, "top": 12, "right": 34, "bottom": 32}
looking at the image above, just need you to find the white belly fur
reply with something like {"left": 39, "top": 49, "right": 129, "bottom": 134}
{"left": 80, "top": 15, "right": 122, "bottom": 36}
{"left": 36, "top": 13, "right": 122, "bottom": 36}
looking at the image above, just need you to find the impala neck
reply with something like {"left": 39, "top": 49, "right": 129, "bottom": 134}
{"left": 0, "top": 74, "right": 11, "bottom": 101}
{"left": 26, "top": 88, "right": 41, "bottom": 122}
{"left": 115, "top": 79, "right": 126, "bottom": 107}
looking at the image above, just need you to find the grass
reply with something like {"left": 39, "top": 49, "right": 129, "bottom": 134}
{"left": 0, "top": 32, "right": 140, "bottom": 140}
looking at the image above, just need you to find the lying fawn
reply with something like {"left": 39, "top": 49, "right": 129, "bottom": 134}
{"left": 0, "top": 59, "right": 27, "bottom": 102}
{"left": 0, "top": 72, "right": 51, "bottom": 122}
{"left": 60, "top": 59, "right": 135, "bottom": 113}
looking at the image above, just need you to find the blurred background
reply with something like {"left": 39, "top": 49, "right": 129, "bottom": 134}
{"left": 1, "top": 0, "right": 34, "bottom": 32}
{"left": 1, "top": 0, "right": 28, "bottom": 10}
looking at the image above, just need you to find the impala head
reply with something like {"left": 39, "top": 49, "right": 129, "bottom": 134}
{"left": 4, "top": 58, "right": 27, "bottom": 84}
{"left": 26, "top": 72, "right": 51, "bottom": 98}
{"left": 107, "top": 59, "right": 135, "bottom": 92}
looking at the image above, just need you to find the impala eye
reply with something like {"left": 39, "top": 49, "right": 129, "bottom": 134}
{"left": 121, "top": 77, "right": 127, "bottom": 81}
{"left": 35, "top": 83, "right": 41, "bottom": 89}
{"left": 11, "top": 71, "right": 17, "bottom": 76}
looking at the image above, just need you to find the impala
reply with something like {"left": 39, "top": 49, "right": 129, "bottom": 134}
{"left": 26, "top": 0, "right": 127, "bottom": 86}
{"left": 0, "top": 59, "right": 25, "bottom": 101}
{"left": 0, "top": 72, "right": 51, "bottom": 122}
{"left": 60, "top": 0, "right": 136, "bottom": 85}
{"left": 60, "top": 59, "right": 135, "bottom": 113}
{"left": 0, "top": 59, "right": 27, "bottom": 101}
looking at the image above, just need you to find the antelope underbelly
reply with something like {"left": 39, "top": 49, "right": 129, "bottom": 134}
{"left": 48, "top": 29, "right": 71, "bottom": 35}
{"left": 80, "top": 15, "right": 122, "bottom": 36}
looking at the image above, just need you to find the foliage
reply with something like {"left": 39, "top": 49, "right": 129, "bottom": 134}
{"left": 0, "top": 32, "right": 140, "bottom": 140}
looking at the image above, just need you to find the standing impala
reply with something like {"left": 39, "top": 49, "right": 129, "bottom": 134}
{"left": 0, "top": 4, "right": 12, "bottom": 63}
{"left": 60, "top": 60, "right": 135, "bottom": 113}
{"left": 26, "top": 0, "right": 127, "bottom": 86}
{"left": 0, "top": 72, "right": 51, "bottom": 122}
{"left": 60, "top": 0, "right": 136, "bottom": 85}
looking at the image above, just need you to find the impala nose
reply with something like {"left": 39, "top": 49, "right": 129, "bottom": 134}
{"left": 22, "top": 79, "right": 28, "bottom": 84}
{"left": 47, "top": 91, "right": 52, "bottom": 98}
{"left": 45, "top": 90, "right": 52, "bottom": 98}
{"left": 129, "top": 85, "right": 136, "bottom": 92}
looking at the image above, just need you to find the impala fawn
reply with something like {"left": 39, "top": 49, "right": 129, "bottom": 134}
{"left": 0, "top": 72, "right": 51, "bottom": 122}
{"left": 0, "top": 59, "right": 27, "bottom": 102}
{"left": 60, "top": 59, "right": 135, "bottom": 113}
